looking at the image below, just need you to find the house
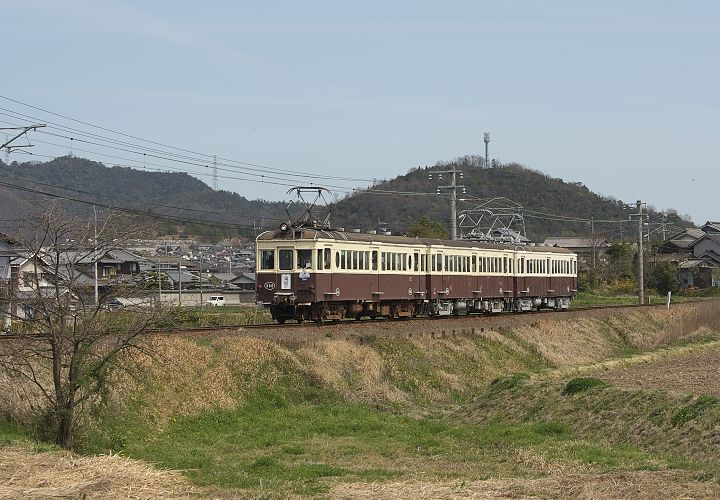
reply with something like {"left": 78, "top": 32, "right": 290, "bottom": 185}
{"left": 678, "top": 255, "right": 720, "bottom": 289}
{"left": 542, "top": 235, "right": 611, "bottom": 271}
{"left": 212, "top": 272, "right": 238, "bottom": 288}
{"left": 108, "top": 249, "right": 148, "bottom": 275}
{"left": 161, "top": 269, "right": 198, "bottom": 289}
{"left": 229, "top": 272, "right": 255, "bottom": 291}
{"left": 692, "top": 233, "right": 720, "bottom": 261}
{"left": 657, "top": 228, "right": 705, "bottom": 254}
{"left": 700, "top": 221, "right": 720, "bottom": 234}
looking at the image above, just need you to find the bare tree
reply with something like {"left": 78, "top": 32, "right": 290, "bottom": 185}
{"left": 0, "top": 204, "right": 170, "bottom": 449}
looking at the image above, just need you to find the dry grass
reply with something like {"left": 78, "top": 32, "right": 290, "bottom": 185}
{"left": 0, "top": 443, "right": 199, "bottom": 499}
{"left": 297, "top": 339, "right": 407, "bottom": 405}
{"left": 106, "top": 335, "right": 303, "bottom": 430}
{"left": 328, "top": 471, "right": 720, "bottom": 499}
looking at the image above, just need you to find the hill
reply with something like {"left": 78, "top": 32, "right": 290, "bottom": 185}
{"left": 330, "top": 156, "right": 690, "bottom": 241}
{"left": 0, "top": 156, "right": 288, "bottom": 240}
{"left": 0, "top": 155, "right": 690, "bottom": 241}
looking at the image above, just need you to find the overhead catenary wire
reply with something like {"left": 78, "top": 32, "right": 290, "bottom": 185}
{"left": 1, "top": 98, "right": 685, "bottom": 231}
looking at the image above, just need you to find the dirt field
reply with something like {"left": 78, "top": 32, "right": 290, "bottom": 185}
{"left": 592, "top": 342, "right": 720, "bottom": 396}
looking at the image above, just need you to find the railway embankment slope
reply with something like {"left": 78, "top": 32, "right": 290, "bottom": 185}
{"left": 2, "top": 300, "right": 720, "bottom": 497}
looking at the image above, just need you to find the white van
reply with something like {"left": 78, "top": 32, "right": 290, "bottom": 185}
{"left": 206, "top": 296, "right": 225, "bottom": 307}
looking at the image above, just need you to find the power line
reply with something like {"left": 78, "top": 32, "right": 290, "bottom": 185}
{"left": 0, "top": 96, "right": 375, "bottom": 183}
{"left": 0, "top": 178, "right": 265, "bottom": 229}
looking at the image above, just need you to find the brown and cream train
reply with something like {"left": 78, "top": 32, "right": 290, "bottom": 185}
{"left": 255, "top": 228, "right": 577, "bottom": 323}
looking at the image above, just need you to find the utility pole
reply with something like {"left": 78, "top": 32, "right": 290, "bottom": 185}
{"left": 199, "top": 251, "right": 203, "bottom": 308}
{"left": 628, "top": 200, "right": 647, "bottom": 305}
{"left": 93, "top": 205, "right": 99, "bottom": 304}
{"left": 429, "top": 168, "right": 466, "bottom": 240}
{"left": 484, "top": 133, "right": 490, "bottom": 168}
{"left": 178, "top": 261, "right": 182, "bottom": 306}
{"left": 590, "top": 216, "right": 596, "bottom": 270}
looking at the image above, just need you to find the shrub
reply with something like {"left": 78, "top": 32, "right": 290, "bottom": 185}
{"left": 563, "top": 377, "right": 607, "bottom": 395}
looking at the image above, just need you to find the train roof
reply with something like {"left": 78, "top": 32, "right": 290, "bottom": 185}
{"left": 257, "top": 228, "right": 575, "bottom": 255}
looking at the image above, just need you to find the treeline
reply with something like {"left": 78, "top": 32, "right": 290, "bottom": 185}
{"left": 330, "top": 156, "right": 691, "bottom": 241}
{"left": 0, "top": 155, "right": 691, "bottom": 242}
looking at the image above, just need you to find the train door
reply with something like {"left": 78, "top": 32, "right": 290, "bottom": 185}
{"left": 441, "top": 251, "right": 452, "bottom": 295}
{"left": 514, "top": 254, "right": 525, "bottom": 295}
{"left": 315, "top": 246, "right": 332, "bottom": 301}
{"left": 545, "top": 256, "right": 552, "bottom": 296}
{"left": 411, "top": 249, "right": 423, "bottom": 298}
{"left": 429, "top": 250, "right": 445, "bottom": 297}
{"left": 370, "top": 247, "right": 380, "bottom": 298}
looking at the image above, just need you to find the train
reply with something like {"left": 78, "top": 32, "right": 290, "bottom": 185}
{"left": 255, "top": 226, "right": 578, "bottom": 323}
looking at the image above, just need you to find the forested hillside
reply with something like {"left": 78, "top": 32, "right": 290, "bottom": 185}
{"left": 0, "top": 156, "right": 287, "bottom": 240}
{"left": 0, "top": 155, "right": 690, "bottom": 242}
{"left": 331, "top": 156, "right": 690, "bottom": 241}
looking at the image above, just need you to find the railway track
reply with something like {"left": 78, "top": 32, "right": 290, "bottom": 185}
{"left": 0, "top": 300, "right": 690, "bottom": 340}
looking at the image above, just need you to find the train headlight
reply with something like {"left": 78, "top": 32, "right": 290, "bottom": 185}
{"left": 279, "top": 222, "right": 290, "bottom": 233}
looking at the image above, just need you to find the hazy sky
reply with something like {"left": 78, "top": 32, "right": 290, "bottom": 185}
{"left": 2, "top": 1, "right": 718, "bottom": 224}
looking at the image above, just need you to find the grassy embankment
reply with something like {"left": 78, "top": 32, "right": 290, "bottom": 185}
{"left": 2, "top": 301, "right": 720, "bottom": 497}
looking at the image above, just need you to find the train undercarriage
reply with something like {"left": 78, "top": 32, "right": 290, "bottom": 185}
{"left": 269, "top": 296, "right": 572, "bottom": 324}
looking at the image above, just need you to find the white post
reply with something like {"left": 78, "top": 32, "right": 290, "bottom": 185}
{"left": 667, "top": 291, "right": 672, "bottom": 309}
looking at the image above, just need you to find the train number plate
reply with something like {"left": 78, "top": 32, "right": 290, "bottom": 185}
{"left": 281, "top": 274, "right": 292, "bottom": 290}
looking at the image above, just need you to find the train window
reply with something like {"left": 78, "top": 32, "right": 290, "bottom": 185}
{"left": 297, "top": 249, "right": 312, "bottom": 269}
{"left": 324, "top": 248, "right": 331, "bottom": 269}
{"left": 372, "top": 251, "right": 378, "bottom": 271}
{"left": 335, "top": 251, "right": 340, "bottom": 269}
{"left": 472, "top": 256, "right": 476, "bottom": 273}
{"left": 317, "top": 250, "right": 323, "bottom": 270}
{"left": 261, "top": 250, "right": 275, "bottom": 270}
{"left": 413, "top": 253, "right": 418, "bottom": 271}
{"left": 352, "top": 251, "right": 358, "bottom": 270}
{"left": 279, "top": 249, "right": 293, "bottom": 270}
{"left": 503, "top": 257, "right": 507, "bottom": 274}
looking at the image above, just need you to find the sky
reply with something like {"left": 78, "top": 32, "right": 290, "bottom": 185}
{"left": 2, "top": 0, "right": 718, "bottom": 224}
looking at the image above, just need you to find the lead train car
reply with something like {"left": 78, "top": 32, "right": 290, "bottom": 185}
{"left": 256, "top": 228, "right": 578, "bottom": 323}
